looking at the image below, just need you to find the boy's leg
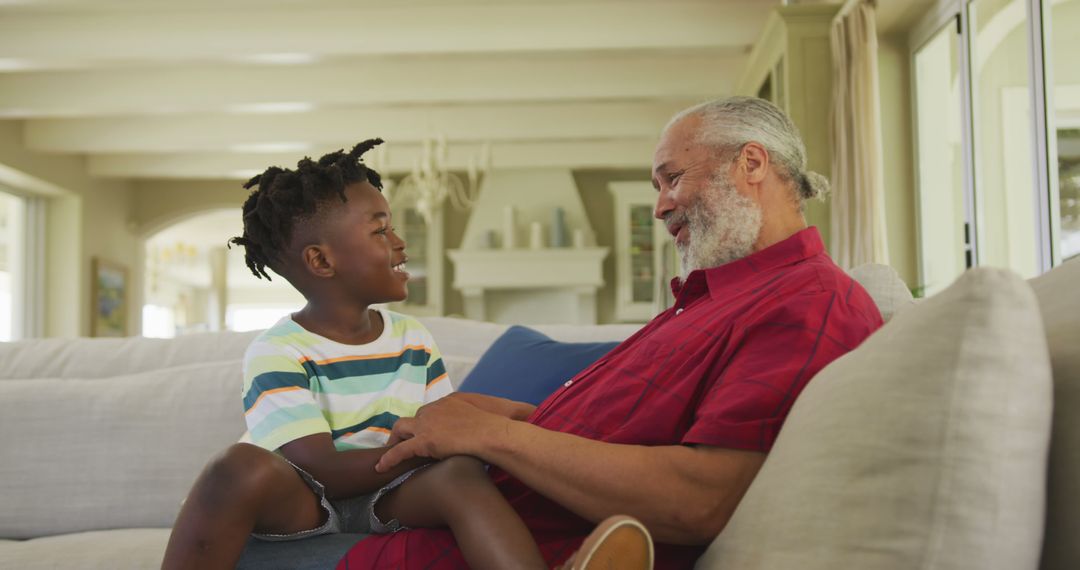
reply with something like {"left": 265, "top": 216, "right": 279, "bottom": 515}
{"left": 375, "top": 456, "right": 547, "bottom": 570}
{"left": 161, "top": 443, "right": 328, "bottom": 570}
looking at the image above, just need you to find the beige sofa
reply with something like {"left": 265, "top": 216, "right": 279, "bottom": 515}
{"left": 0, "top": 261, "right": 1075, "bottom": 570}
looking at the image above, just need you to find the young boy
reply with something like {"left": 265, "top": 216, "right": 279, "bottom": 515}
{"left": 161, "top": 140, "right": 653, "bottom": 570}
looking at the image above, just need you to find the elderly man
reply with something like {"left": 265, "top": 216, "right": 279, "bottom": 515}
{"left": 245, "top": 96, "right": 884, "bottom": 569}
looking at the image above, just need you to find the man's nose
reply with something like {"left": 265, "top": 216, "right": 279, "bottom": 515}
{"left": 654, "top": 189, "right": 675, "bottom": 220}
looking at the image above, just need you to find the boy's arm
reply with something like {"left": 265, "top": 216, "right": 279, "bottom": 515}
{"left": 280, "top": 434, "right": 432, "bottom": 500}
{"left": 243, "top": 342, "right": 428, "bottom": 500}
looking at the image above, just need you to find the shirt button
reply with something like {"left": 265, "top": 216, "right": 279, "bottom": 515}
{"left": 564, "top": 380, "right": 573, "bottom": 387}
{"left": 675, "top": 308, "right": 684, "bottom": 315}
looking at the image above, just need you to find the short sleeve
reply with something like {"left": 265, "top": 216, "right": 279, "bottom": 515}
{"left": 241, "top": 342, "right": 331, "bottom": 451}
{"left": 422, "top": 328, "right": 453, "bottom": 404}
{"left": 683, "top": 290, "right": 877, "bottom": 452}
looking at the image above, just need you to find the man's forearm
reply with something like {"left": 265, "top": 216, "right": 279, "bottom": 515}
{"left": 477, "top": 419, "right": 764, "bottom": 544}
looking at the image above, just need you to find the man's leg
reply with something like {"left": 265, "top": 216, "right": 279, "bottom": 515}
{"left": 235, "top": 533, "right": 367, "bottom": 570}
{"left": 161, "top": 443, "right": 328, "bottom": 570}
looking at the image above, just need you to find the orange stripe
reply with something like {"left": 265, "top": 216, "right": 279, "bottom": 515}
{"left": 244, "top": 386, "right": 304, "bottom": 415}
{"left": 339, "top": 427, "right": 393, "bottom": 438}
{"left": 425, "top": 372, "right": 449, "bottom": 391}
{"left": 310, "top": 345, "right": 431, "bottom": 366}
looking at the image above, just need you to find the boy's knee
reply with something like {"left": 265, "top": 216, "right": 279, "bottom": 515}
{"left": 197, "top": 443, "right": 287, "bottom": 506}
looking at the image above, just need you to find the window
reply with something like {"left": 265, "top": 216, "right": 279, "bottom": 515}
{"left": 910, "top": 0, "right": 1074, "bottom": 289}
{"left": 970, "top": 0, "right": 1040, "bottom": 278}
{"left": 226, "top": 304, "right": 301, "bottom": 332}
{"left": 913, "top": 21, "right": 969, "bottom": 295}
{"left": 0, "top": 192, "right": 25, "bottom": 341}
{"left": 1047, "top": 0, "right": 1080, "bottom": 261}
{"left": 142, "top": 304, "right": 177, "bottom": 338}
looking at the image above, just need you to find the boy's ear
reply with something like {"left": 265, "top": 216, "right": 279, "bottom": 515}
{"left": 302, "top": 245, "right": 335, "bottom": 278}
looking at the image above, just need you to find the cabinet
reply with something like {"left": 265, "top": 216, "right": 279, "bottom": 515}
{"left": 390, "top": 204, "right": 445, "bottom": 317}
{"left": 608, "top": 182, "right": 676, "bottom": 322}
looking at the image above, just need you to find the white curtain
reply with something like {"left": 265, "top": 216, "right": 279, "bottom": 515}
{"left": 829, "top": 0, "right": 889, "bottom": 269}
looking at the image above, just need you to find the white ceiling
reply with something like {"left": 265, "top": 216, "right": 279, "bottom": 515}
{"left": 0, "top": 0, "right": 782, "bottom": 180}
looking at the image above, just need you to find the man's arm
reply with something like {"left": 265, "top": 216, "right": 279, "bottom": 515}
{"left": 376, "top": 397, "right": 764, "bottom": 544}
{"left": 280, "top": 394, "right": 533, "bottom": 500}
{"left": 446, "top": 391, "right": 537, "bottom": 420}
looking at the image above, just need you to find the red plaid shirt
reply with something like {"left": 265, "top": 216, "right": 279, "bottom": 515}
{"left": 339, "top": 227, "right": 883, "bottom": 569}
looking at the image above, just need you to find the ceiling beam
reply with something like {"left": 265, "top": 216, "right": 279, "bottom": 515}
{"left": 0, "top": 53, "right": 738, "bottom": 118}
{"left": 87, "top": 139, "right": 658, "bottom": 179}
{"left": 0, "top": 2, "right": 769, "bottom": 69}
{"left": 26, "top": 101, "right": 690, "bottom": 153}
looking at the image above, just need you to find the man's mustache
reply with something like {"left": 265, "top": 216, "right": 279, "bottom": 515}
{"left": 663, "top": 210, "right": 689, "bottom": 236}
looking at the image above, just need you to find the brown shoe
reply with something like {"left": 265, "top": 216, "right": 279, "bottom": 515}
{"left": 561, "top": 515, "right": 654, "bottom": 570}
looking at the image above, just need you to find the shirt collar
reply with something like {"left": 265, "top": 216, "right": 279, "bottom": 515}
{"left": 669, "top": 227, "right": 825, "bottom": 301}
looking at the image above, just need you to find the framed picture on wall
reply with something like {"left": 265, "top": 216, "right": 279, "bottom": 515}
{"left": 91, "top": 257, "right": 128, "bottom": 337}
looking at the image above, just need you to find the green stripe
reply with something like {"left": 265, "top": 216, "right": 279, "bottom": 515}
{"left": 312, "top": 368, "right": 428, "bottom": 395}
{"left": 250, "top": 405, "right": 325, "bottom": 442}
{"left": 243, "top": 371, "right": 311, "bottom": 411}
{"left": 426, "top": 358, "right": 447, "bottom": 384}
{"left": 246, "top": 353, "right": 306, "bottom": 380}
{"left": 323, "top": 396, "right": 421, "bottom": 429}
{"left": 299, "top": 349, "right": 430, "bottom": 381}
{"left": 252, "top": 418, "right": 330, "bottom": 452}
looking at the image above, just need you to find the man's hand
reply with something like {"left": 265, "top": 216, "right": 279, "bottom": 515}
{"left": 375, "top": 394, "right": 509, "bottom": 473}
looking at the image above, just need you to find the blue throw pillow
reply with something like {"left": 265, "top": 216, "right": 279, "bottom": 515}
{"left": 458, "top": 325, "right": 619, "bottom": 405}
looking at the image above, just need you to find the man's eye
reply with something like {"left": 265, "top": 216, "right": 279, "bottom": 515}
{"left": 669, "top": 172, "right": 683, "bottom": 184}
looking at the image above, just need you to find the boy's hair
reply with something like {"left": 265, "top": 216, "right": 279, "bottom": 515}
{"left": 229, "top": 139, "right": 385, "bottom": 281}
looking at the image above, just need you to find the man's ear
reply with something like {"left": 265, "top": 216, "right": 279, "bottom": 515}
{"left": 737, "top": 142, "right": 770, "bottom": 185}
{"left": 302, "top": 245, "right": 335, "bottom": 278}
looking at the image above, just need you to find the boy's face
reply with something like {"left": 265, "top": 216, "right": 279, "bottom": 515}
{"left": 319, "top": 181, "right": 410, "bottom": 305}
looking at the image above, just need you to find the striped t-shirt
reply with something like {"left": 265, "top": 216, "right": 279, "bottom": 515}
{"left": 240, "top": 308, "right": 452, "bottom": 452}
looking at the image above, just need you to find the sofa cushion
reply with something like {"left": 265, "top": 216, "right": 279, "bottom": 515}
{"left": 458, "top": 325, "right": 618, "bottom": 405}
{"left": 0, "top": 361, "right": 246, "bottom": 538}
{"left": 1029, "top": 258, "right": 1080, "bottom": 570}
{"left": 849, "top": 263, "right": 914, "bottom": 322}
{"left": 0, "top": 331, "right": 259, "bottom": 380}
{"left": 0, "top": 529, "right": 170, "bottom": 570}
{"left": 418, "top": 316, "right": 640, "bottom": 363}
{"left": 697, "top": 268, "right": 1052, "bottom": 570}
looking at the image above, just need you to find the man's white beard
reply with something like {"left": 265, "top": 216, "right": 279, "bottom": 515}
{"left": 676, "top": 173, "right": 763, "bottom": 282}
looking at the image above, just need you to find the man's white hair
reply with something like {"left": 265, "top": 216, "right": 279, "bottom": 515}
{"left": 665, "top": 96, "right": 829, "bottom": 207}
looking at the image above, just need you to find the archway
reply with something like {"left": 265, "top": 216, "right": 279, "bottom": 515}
{"left": 141, "top": 208, "right": 303, "bottom": 337}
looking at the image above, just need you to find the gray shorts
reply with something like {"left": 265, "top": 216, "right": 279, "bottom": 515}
{"left": 252, "top": 458, "right": 420, "bottom": 542}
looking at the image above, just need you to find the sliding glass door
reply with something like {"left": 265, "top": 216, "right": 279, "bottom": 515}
{"left": 913, "top": 21, "right": 970, "bottom": 295}
{"left": 910, "top": 0, "right": 1075, "bottom": 293}
{"left": 1047, "top": 0, "right": 1080, "bottom": 262}
{"left": 970, "top": 0, "right": 1041, "bottom": 278}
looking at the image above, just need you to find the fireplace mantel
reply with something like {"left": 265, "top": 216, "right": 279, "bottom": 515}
{"left": 447, "top": 248, "right": 609, "bottom": 324}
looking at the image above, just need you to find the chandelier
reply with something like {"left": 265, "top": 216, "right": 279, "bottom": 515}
{"left": 384, "top": 136, "right": 490, "bottom": 223}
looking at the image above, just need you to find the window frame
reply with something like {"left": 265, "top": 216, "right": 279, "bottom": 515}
{"left": 909, "top": 0, "right": 1064, "bottom": 285}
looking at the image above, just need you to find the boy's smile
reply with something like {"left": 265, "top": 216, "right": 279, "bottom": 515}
{"left": 320, "top": 181, "right": 411, "bottom": 305}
